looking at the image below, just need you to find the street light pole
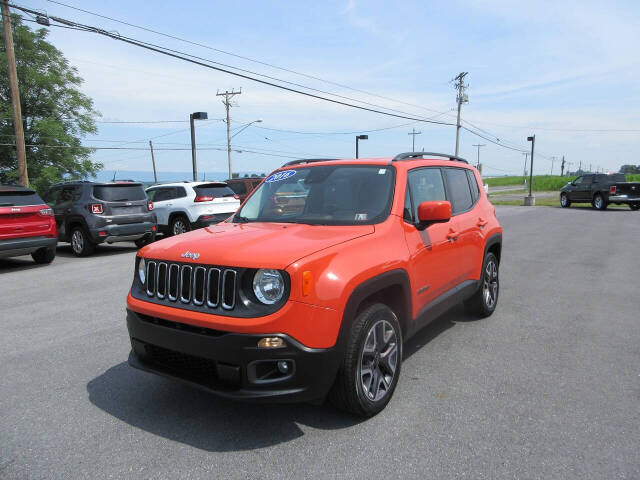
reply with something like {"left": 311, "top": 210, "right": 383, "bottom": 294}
{"left": 525, "top": 135, "right": 536, "bottom": 205}
{"left": 355, "top": 135, "right": 368, "bottom": 158}
{"left": 189, "top": 111, "right": 208, "bottom": 181}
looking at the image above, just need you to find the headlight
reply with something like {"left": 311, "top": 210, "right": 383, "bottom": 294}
{"left": 138, "top": 257, "right": 146, "bottom": 284}
{"left": 253, "top": 269, "right": 284, "bottom": 304}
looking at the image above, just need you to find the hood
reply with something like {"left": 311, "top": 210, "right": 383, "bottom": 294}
{"left": 140, "top": 222, "right": 375, "bottom": 269}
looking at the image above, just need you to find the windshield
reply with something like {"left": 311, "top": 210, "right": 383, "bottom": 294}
{"left": 92, "top": 184, "right": 146, "bottom": 202}
{"left": 234, "top": 165, "right": 395, "bottom": 225}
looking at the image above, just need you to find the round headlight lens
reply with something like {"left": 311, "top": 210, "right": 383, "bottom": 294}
{"left": 138, "top": 257, "right": 146, "bottom": 284}
{"left": 253, "top": 269, "right": 285, "bottom": 304}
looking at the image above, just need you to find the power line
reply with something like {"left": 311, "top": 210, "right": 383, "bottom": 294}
{"left": 42, "top": 0, "right": 452, "bottom": 117}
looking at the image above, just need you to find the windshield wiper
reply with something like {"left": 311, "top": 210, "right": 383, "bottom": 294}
{"left": 233, "top": 215, "right": 252, "bottom": 223}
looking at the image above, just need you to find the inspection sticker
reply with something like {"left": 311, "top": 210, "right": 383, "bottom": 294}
{"left": 355, "top": 213, "right": 368, "bottom": 221}
{"left": 265, "top": 170, "right": 297, "bottom": 183}
{"left": 378, "top": 169, "right": 387, "bottom": 174}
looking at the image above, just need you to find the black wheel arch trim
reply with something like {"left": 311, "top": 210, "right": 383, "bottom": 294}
{"left": 337, "top": 268, "right": 412, "bottom": 350}
{"left": 483, "top": 233, "right": 502, "bottom": 264}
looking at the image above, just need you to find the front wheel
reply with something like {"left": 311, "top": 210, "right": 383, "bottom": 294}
{"left": 630, "top": 204, "right": 640, "bottom": 211}
{"left": 560, "top": 193, "right": 571, "bottom": 208}
{"left": 593, "top": 193, "right": 607, "bottom": 210}
{"left": 465, "top": 252, "right": 499, "bottom": 318}
{"left": 329, "top": 303, "right": 402, "bottom": 417}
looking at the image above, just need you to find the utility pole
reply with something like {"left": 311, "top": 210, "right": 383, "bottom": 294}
{"left": 217, "top": 88, "right": 241, "bottom": 179}
{"left": 472, "top": 144, "right": 485, "bottom": 170}
{"left": 578, "top": 160, "right": 582, "bottom": 173}
{"left": 2, "top": 1, "right": 28, "bottom": 187}
{"left": 560, "top": 156, "right": 565, "bottom": 177}
{"left": 408, "top": 128, "right": 422, "bottom": 151}
{"left": 550, "top": 156, "right": 556, "bottom": 175}
{"left": 452, "top": 72, "right": 468, "bottom": 157}
{"left": 149, "top": 141, "right": 157, "bottom": 184}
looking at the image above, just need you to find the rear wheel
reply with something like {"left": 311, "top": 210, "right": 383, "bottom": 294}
{"left": 70, "top": 227, "right": 94, "bottom": 257}
{"left": 31, "top": 247, "right": 55, "bottom": 264}
{"left": 560, "top": 193, "right": 571, "bottom": 208}
{"left": 135, "top": 233, "right": 155, "bottom": 248}
{"left": 630, "top": 204, "right": 640, "bottom": 211}
{"left": 329, "top": 303, "right": 402, "bottom": 417}
{"left": 593, "top": 193, "right": 607, "bottom": 210}
{"left": 465, "top": 252, "right": 499, "bottom": 318}
{"left": 170, "top": 215, "right": 190, "bottom": 236}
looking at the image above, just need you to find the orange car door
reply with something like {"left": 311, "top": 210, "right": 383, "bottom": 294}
{"left": 443, "top": 168, "right": 485, "bottom": 282}
{"left": 402, "top": 167, "right": 460, "bottom": 315}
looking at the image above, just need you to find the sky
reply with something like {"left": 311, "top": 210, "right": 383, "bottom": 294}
{"left": 14, "top": 0, "right": 640, "bottom": 178}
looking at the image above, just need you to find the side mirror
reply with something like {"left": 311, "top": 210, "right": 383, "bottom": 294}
{"left": 417, "top": 201, "right": 451, "bottom": 230}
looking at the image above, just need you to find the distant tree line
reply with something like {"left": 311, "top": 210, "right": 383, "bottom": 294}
{"left": 619, "top": 165, "right": 640, "bottom": 174}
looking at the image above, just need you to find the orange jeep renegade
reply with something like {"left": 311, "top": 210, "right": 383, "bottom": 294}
{"left": 127, "top": 152, "right": 502, "bottom": 416}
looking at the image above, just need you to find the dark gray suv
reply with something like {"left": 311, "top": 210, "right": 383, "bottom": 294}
{"left": 43, "top": 181, "right": 157, "bottom": 256}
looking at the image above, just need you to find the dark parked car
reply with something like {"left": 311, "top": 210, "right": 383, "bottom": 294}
{"left": 0, "top": 185, "right": 57, "bottom": 264}
{"left": 224, "top": 177, "right": 264, "bottom": 202}
{"left": 43, "top": 181, "right": 157, "bottom": 256}
{"left": 560, "top": 173, "right": 640, "bottom": 210}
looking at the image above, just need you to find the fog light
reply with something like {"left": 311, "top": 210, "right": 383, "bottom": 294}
{"left": 257, "top": 337, "right": 284, "bottom": 348}
{"left": 277, "top": 360, "right": 289, "bottom": 374}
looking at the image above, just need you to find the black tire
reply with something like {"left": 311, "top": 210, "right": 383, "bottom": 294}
{"left": 329, "top": 303, "right": 402, "bottom": 417}
{"left": 170, "top": 215, "right": 191, "bottom": 236}
{"left": 31, "top": 247, "right": 55, "bottom": 264}
{"left": 465, "top": 252, "right": 499, "bottom": 318}
{"left": 630, "top": 204, "right": 640, "bottom": 211}
{"left": 135, "top": 233, "right": 156, "bottom": 248}
{"left": 560, "top": 193, "right": 571, "bottom": 208}
{"left": 70, "top": 226, "right": 95, "bottom": 257}
{"left": 593, "top": 193, "right": 607, "bottom": 210}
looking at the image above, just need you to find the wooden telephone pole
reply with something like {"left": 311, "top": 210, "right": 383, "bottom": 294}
{"left": 1, "top": 1, "right": 28, "bottom": 186}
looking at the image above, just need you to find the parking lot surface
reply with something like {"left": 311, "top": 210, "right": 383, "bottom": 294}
{"left": 1, "top": 206, "right": 639, "bottom": 479}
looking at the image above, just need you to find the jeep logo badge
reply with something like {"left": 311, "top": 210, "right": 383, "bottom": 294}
{"left": 181, "top": 251, "right": 200, "bottom": 260}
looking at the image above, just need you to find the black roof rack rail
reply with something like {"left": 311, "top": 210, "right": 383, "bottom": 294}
{"left": 392, "top": 152, "right": 469, "bottom": 164}
{"left": 281, "top": 158, "right": 339, "bottom": 167}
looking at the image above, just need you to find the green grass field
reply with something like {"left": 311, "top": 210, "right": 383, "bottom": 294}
{"left": 484, "top": 174, "right": 640, "bottom": 191}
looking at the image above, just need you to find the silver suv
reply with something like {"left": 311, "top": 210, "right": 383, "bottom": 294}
{"left": 145, "top": 182, "right": 240, "bottom": 236}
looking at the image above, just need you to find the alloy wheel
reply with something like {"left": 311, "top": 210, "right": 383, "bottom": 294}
{"left": 483, "top": 259, "right": 499, "bottom": 309}
{"left": 561, "top": 194, "right": 567, "bottom": 207}
{"left": 594, "top": 195, "right": 603, "bottom": 209}
{"left": 71, "top": 230, "right": 84, "bottom": 254}
{"left": 173, "top": 220, "right": 187, "bottom": 235}
{"left": 359, "top": 319, "right": 398, "bottom": 402}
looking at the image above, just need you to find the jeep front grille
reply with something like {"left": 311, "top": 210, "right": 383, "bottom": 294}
{"left": 145, "top": 261, "right": 237, "bottom": 310}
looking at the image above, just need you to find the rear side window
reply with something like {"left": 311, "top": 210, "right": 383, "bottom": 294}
{"left": 0, "top": 188, "right": 44, "bottom": 206}
{"left": 93, "top": 184, "right": 146, "bottom": 201}
{"left": 466, "top": 170, "right": 480, "bottom": 203}
{"left": 444, "top": 168, "right": 473, "bottom": 214}
{"left": 227, "top": 182, "right": 247, "bottom": 195}
{"left": 194, "top": 184, "right": 235, "bottom": 198}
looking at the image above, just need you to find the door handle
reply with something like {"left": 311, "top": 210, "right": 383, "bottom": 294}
{"left": 446, "top": 229, "right": 459, "bottom": 242}
{"left": 477, "top": 218, "right": 488, "bottom": 228}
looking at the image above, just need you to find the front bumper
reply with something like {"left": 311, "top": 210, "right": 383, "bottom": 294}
{"left": 0, "top": 236, "right": 57, "bottom": 258}
{"left": 126, "top": 309, "right": 341, "bottom": 403}
{"left": 91, "top": 221, "right": 156, "bottom": 244}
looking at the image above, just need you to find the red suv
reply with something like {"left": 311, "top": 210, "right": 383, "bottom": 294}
{"left": 127, "top": 153, "right": 502, "bottom": 416}
{"left": 0, "top": 185, "right": 57, "bottom": 264}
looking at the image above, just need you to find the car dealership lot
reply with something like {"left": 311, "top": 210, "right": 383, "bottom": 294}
{"left": 1, "top": 206, "right": 639, "bottom": 479}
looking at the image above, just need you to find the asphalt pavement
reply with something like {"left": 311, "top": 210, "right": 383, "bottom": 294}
{"left": 1, "top": 206, "right": 639, "bottom": 479}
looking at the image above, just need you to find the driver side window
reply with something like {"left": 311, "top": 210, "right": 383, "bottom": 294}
{"left": 406, "top": 168, "right": 446, "bottom": 222}
{"left": 574, "top": 176, "right": 583, "bottom": 185}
